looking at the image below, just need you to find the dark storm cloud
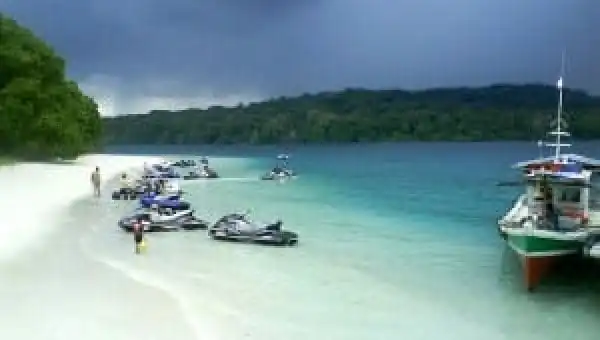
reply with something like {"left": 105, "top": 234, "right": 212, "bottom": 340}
{"left": 1, "top": 0, "right": 598, "bottom": 115}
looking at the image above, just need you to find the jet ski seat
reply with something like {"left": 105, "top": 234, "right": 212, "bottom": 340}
{"left": 266, "top": 220, "right": 282, "bottom": 231}
{"left": 139, "top": 213, "right": 151, "bottom": 222}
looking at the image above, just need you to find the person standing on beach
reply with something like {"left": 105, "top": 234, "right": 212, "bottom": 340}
{"left": 133, "top": 217, "right": 146, "bottom": 254}
{"left": 91, "top": 166, "right": 101, "bottom": 197}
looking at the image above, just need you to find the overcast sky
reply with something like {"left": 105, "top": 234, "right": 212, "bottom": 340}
{"left": 2, "top": 0, "right": 599, "bottom": 115}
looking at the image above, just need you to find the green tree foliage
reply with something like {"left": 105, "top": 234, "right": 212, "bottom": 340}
{"left": 103, "top": 85, "right": 600, "bottom": 145}
{"left": 0, "top": 13, "right": 102, "bottom": 160}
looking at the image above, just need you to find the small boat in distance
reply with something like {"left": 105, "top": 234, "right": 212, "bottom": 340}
{"left": 498, "top": 75, "right": 600, "bottom": 291}
{"left": 261, "top": 154, "right": 296, "bottom": 180}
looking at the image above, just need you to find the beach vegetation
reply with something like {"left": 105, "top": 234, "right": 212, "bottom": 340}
{"left": 0, "top": 13, "right": 102, "bottom": 160}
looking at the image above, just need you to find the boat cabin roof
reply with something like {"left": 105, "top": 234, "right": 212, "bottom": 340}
{"left": 513, "top": 154, "right": 600, "bottom": 170}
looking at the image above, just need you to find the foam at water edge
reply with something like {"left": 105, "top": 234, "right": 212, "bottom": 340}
{"left": 78, "top": 234, "right": 217, "bottom": 340}
{"left": 0, "top": 154, "right": 162, "bottom": 262}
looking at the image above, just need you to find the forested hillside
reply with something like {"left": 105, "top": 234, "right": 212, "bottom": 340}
{"left": 102, "top": 84, "right": 600, "bottom": 145}
{"left": 0, "top": 13, "right": 102, "bottom": 159}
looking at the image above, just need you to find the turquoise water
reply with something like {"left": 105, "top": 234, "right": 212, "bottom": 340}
{"left": 2, "top": 142, "right": 600, "bottom": 339}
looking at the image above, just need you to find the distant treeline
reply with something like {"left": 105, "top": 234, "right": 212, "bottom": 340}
{"left": 102, "top": 85, "right": 600, "bottom": 145}
{"left": 0, "top": 13, "right": 102, "bottom": 160}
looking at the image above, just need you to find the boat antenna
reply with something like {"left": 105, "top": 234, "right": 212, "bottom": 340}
{"left": 546, "top": 50, "right": 571, "bottom": 161}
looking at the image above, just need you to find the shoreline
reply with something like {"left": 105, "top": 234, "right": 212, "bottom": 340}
{"left": 0, "top": 154, "right": 205, "bottom": 340}
{"left": 0, "top": 156, "right": 15, "bottom": 166}
{"left": 0, "top": 195, "right": 199, "bottom": 340}
{"left": 0, "top": 153, "right": 160, "bottom": 262}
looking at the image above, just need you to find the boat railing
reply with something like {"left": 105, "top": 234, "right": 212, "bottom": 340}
{"left": 500, "top": 194, "right": 527, "bottom": 225}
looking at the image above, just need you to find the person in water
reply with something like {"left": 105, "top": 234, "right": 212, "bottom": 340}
{"left": 132, "top": 217, "right": 145, "bottom": 254}
{"left": 91, "top": 166, "right": 101, "bottom": 197}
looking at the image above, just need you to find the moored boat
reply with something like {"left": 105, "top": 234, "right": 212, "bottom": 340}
{"left": 498, "top": 75, "right": 600, "bottom": 291}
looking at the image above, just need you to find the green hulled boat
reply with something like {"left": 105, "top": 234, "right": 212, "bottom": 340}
{"left": 498, "top": 75, "right": 600, "bottom": 290}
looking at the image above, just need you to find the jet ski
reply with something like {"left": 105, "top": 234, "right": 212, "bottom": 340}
{"left": 142, "top": 162, "right": 180, "bottom": 179}
{"left": 163, "top": 180, "right": 182, "bottom": 195}
{"left": 173, "top": 159, "right": 196, "bottom": 167}
{"left": 143, "top": 170, "right": 180, "bottom": 179}
{"left": 261, "top": 154, "right": 296, "bottom": 180}
{"left": 183, "top": 166, "right": 219, "bottom": 180}
{"left": 112, "top": 178, "right": 147, "bottom": 200}
{"left": 183, "top": 171, "right": 201, "bottom": 180}
{"left": 139, "top": 192, "right": 191, "bottom": 210}
{"left": 111, "top": 186, "right": 145, "bottom": 200}
{"left": 208, "top": 212, "right": 298, "bottom": 246}
{"left": 197, "top": 157, "right": 219, "bottom": 178}
{"left": 203, "top": 167, "right": 219, "bottom": 178}
{"left": 153, "top": 161, "right": 173, "bottom": 172}
{"left": 261, "top": 167, "right": 295, "bottom": 180}
{"left": 118, "top": 208, "right": 209, "bottom": 232}
{"left": 141, "top": 178, "right": 183, "bottom": 195}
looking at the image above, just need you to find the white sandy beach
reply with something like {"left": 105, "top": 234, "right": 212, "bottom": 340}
{"left": 0, "top": 154, "right": 159, "bottom": 262}
{"left": 0, "top": 154, "right": 204, "bottom": 340}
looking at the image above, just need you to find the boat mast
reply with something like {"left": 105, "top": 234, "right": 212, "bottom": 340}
{"left": 545, "top": 52, "right": 570, "bottom": 161}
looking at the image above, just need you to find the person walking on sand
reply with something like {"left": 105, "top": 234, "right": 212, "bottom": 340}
{"left": 91, "top": 166, "right": 101, "bottom": 197}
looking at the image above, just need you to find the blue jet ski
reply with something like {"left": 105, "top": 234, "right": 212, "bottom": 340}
{"left": 139, "top": 192, "right": 191, "bottom": 210}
